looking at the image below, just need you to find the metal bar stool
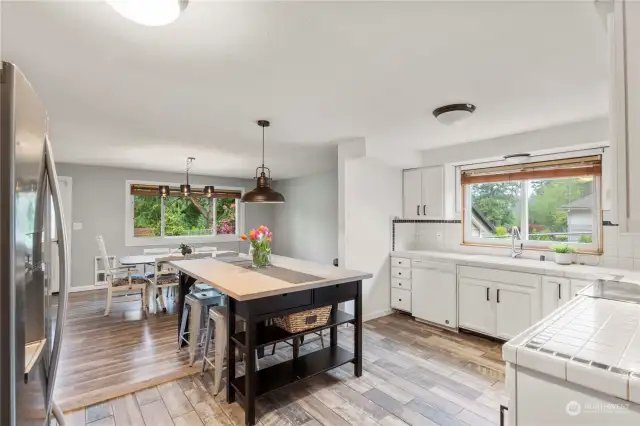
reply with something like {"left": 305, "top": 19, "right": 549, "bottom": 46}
{"left": 178, "top": 289, "right": 222, "bottom": 365}
{"left": 201, "top": 305, "right": 265, "bottom": 395}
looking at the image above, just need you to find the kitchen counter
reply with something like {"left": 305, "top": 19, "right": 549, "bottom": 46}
{"left": 170, "top": 254, "right": 372, "bottom": 301}
{"left": 503, "top": 291, "right": 640, "bottom": 404}
{"left": 391, "top": 250, "right": 640, "bottom": 282}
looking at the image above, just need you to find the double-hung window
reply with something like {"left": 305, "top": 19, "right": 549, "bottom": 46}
{"left": 462, "top": 155, "right": 602, "bottom": 252}
{"left": 126, "top": 182, "right": 243, "bottom": 246}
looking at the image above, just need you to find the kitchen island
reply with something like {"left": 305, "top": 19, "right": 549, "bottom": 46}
{"left": 169, "top": 255, "right": 372, "bottom": 426}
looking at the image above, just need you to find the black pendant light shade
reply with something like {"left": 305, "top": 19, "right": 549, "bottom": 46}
{"left": 203, "top": 185, "right": 215, "bottom": 197}
{"left": 241, "top": 120, "right": 285, "bottom": 203}
{"left": 159, "top": 185, "right": 170, "bottom": 198}
{"left": 180, "top": 184, "right": 191, "bottom": 196}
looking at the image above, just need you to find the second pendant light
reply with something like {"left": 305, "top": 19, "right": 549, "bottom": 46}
{"left": 241, "top": 120, "right": 285, "bottom": 203}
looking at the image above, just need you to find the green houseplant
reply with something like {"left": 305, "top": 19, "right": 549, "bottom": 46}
{"left": 552, "top": 244, "right": 575, "bottom": 265}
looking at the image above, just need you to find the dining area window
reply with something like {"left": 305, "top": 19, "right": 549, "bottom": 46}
{"left": 462, "top": 155, "right": 602, "bottom": 252}
{"left": 127, "top": 182, "right": 243, "bottom": 245}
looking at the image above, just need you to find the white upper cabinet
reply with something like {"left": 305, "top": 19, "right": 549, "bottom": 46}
{"left": 403, "top": 166, "right": 444, "bottom": 219}
{"left": 613, "top": 1, "right": 640, "bottom": 231}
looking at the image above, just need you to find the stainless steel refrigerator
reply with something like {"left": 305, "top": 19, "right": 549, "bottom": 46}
{"left": 1, "top": 62, "right": 70, "bottom": 426}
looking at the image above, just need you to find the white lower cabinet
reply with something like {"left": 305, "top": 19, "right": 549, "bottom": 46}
{"left": 458, "top": 266, "right": 541, "bottom": 340}
{"left": 541, "top": 277, "right": 571, "bottom": 318}
{"left": 391, "top": 287, "right": 411, "bottom": 312}
{"left": 495, "top": 282, "right": 541, "bottom": 341}
{"left": 458, "top": 277, "right": 495, "bottom": 335}
{"left": 412, "top": 261, "right": 457, "bottom": 328}
{"left": 570, "top": 279, "right": 593, "bottom": 298}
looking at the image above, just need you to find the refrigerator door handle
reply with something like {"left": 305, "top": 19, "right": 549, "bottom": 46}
{"left": 43, "top": 135, "right": 70, "bottom": 410}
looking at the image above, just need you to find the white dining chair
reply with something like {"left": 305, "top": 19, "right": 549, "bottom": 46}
{"left": 143, "top": 247, "right": 171, "bottom": 255}
{"left": 195, "top": 246, "right": 217, "bottom": 253}
{"left": 148, "top": 255, "right": 182, "bottom": 314}
{"left": 96, "top": 235, "right": 148, "bottom": 316}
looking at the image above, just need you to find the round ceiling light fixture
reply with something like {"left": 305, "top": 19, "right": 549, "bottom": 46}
{"left": 433, "top": 103, "right": 476, "bottom": 125}
{"left": 106, "top": 0, "right": 188, "bottom": 27}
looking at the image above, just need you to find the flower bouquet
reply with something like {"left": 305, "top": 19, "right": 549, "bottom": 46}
{"left": 241, "top": 225, "right": 272, "bottom": 268}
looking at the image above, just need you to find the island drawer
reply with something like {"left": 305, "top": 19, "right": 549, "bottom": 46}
{"left": 240, "top": 291, "right": 313, "bottom": 316}
{"left": 314, "top": 283, "right": 358, "bottom": 304}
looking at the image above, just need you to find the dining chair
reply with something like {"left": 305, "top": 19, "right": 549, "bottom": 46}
{"left": 96, "top": 235, "right": 148, "bottom": 316}
{"left": 148, "top": 254, "right": 182, "bottom": 314}
{"left": 195, "top": 246, "right": 217, "bottom": 253}
{"left": 143, "top": 247, "right": 171, "bottom": 255}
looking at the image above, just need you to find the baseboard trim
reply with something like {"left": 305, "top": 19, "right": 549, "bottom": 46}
{"left": 363, "top": 308, "right": 393, "bottom": 322}
{"left": 69, "top": 284, "right": 107, "bottom": 293}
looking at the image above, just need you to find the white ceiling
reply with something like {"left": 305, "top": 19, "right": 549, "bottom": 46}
{"left": 2, "top": 1, "right": 609, "bottom": 179}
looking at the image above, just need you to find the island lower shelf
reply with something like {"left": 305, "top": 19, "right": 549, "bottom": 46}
{"left": 231, "top": 310, "right": 355, "bottom": 350}
{"left": 230, "top": 345, "right": 355, "bottom": 399}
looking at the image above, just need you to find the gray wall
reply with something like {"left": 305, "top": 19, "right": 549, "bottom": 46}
{"left": 271, "top": 170, "right": 338, "bottom": 265}
{"left": 56, "top": 163, "right": 275, "bottom": 289}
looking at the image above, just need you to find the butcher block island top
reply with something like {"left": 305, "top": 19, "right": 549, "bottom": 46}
{"left": 169, "top": 254, "right": 372, "bottom": 301}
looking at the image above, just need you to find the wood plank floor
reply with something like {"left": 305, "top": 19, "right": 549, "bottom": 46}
{"left": 54, "top": 290, "right": 200, "bottom": 411}
{"left": 54, "top": 294, "right": 508, "bottom": 426}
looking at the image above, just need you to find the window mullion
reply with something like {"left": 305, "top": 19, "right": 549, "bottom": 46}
{"left": 213, "top": 198, "right": 218, "bottom": 236}
{"left": 161, "top": 197, "right": 166, "bottom": 237}
{"left": 521, "top": 180, "right": 529, "bottom": 240}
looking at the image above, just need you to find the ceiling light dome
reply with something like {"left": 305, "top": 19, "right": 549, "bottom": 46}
{"left": 433, "top": 103, "right": 476, "bottom": 125}
{"left": 106, "top": 0, "right": 188, "bottom": 27}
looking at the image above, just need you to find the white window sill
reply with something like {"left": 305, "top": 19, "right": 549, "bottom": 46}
{"left": 125, "top": 234, "right": 243, "bottom": 247}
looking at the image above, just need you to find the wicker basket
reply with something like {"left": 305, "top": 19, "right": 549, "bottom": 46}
{"left": 273, "top": 306, "right": 332, "bottom": 333}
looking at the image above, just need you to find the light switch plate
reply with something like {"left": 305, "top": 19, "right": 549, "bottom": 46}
{"left": 73, "top": 222, "right": 83, "bottom": 231}
{"left": 436, "top": 231, "right": 443, "bottom": 242}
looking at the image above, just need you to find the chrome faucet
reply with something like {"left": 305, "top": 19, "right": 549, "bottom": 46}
{"left": 511, "top": 226, "right": 523, "bottom": 258}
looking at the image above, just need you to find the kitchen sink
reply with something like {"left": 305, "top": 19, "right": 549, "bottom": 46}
{"left": 582, "top": 279, "right": 640, "bottom": 304}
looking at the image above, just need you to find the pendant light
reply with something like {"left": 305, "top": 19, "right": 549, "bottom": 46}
{"left": 203, "top": 185, "right": 215, "bottom": 197}
{"left": 180, "top": 157, "right": 195, "bottom": 196}
{"left": 159, "top": 185, "right": 170, "bottom": 198}
{"left": 241, "top": 120, "right": 285, "bottom": 203}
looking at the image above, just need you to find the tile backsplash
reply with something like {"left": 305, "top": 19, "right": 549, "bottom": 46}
{"left": 394, "top": 221, "right": 639, "bottom": 270}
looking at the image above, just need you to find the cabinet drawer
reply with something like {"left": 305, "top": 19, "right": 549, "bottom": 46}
{"left": 391, "top": 257, "right": 411, "bottom": 268}
{"left": 392, "top": 267, "right": 411, "bottom": 279}
{"left": 314, "top": 283, "right": 358, "bottom": 305}
{"left": 391, "top": 288, "right": 411, "bottom": 312}
{"left": 391, "top": 278, "right": 412, "bottom": 290}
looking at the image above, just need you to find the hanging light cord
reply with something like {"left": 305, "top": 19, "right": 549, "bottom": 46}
{"left": 261, "top": 125, "right": 265, "bottom": 170}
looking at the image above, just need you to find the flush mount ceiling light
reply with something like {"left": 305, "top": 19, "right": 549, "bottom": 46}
{"left": 433, "top": 103, "right": 476, "bottom": 125}
{"left": 503, "top": 153, "right": 532, "bottom": 164}
{"left": 106, "top": 0, "right": 188, "bottom": 27}
{"left": 241, "top": 120, "right": 286, "bottom": 204}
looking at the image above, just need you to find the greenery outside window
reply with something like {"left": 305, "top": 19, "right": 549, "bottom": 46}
{"left": 462, "top": 156, "right": 602, "bottom": 252}
{"left": 127, "top": 182, "right": 242, "bottom": 246}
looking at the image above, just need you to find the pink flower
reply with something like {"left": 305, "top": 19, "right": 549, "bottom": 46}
{"left": 268, "top": 232, "right": 273, "bottom": 238}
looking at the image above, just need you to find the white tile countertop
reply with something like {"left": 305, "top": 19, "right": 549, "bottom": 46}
{"left": 502, "top": 294, "right": 640, "bottom": 403}
{"left": 391, "top": 250, "right": 640, "bottom": 282}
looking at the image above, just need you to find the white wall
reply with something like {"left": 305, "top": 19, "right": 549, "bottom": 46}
{"left": 56, "top": 163, "right": 275, "bottom": 289}
{"left": 420, "top": 116, "right": 608, "bottom": 167}
{"left": 271, "top": 170, "right": 338, "bottom": 265}
{"left": 340, "top": 148, "right": 402, "bottom": 320}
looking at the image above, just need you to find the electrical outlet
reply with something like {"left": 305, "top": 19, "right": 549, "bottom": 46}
{"left": 436, "top": 231, "right": 443, "bottom": 242}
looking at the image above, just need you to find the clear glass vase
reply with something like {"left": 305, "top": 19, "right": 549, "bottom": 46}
{"left": 252, "top": 247, "right": 272, "bottom": 268}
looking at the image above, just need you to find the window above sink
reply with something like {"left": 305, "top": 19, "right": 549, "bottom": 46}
{"left": 462, "top": 155, "right": 602, "bottom": 253}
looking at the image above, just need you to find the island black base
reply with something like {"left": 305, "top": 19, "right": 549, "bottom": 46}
{"left": 227, "top": 280, "right": 363, "bottom": 426}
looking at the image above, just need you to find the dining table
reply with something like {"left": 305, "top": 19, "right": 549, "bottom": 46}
{"left": 169, "top": 254, "right": 371, "bottom": 426}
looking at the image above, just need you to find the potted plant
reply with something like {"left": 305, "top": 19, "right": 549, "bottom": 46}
{"left": 241, "top": 225, "right": 272, "bottom": 268}
{"left": 179, "top": 243, "right": 193, "bottom": 256}
{"left": 552, "top": 244, "right": 575, "bottom": 265}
